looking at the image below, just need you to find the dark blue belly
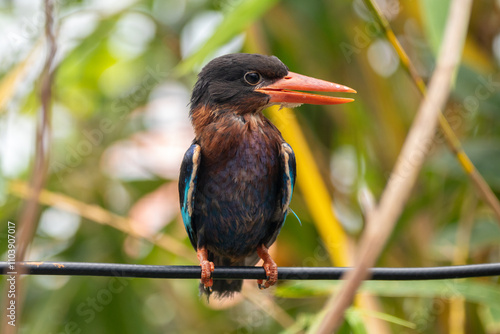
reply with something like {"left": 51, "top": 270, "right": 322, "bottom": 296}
{"left": 194, "top": 134, "right": 280, "bottom": 259}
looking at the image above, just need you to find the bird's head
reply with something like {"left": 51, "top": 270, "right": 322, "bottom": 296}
{"left": 190, "top": 53, "right": 355, "bottom": 129}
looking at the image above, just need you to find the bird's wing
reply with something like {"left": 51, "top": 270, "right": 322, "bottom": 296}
{"left": 178, "top": 143, "right": 201, "bottom": 249}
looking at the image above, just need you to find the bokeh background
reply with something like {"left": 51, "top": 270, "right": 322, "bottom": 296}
{"left": 1, "top": 0, "right": 500, "bottom": 333}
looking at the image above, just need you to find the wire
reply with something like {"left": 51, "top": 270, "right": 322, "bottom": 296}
{"left": 1, "top": 262, "right": 500, "bottom": 280}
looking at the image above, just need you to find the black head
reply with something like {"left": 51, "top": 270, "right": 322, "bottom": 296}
{"left": 190, "top": 53, "right": 289, "bottom": 114}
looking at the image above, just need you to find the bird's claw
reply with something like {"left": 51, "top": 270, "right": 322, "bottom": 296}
{"left": 256, "top": 245, "right": 278, "bottom": 289}
{"left": 200, "top": 260, "right": 214, "bottom": 289}
{"left": 257, "top": 262, "right": 278, "bottom": 289}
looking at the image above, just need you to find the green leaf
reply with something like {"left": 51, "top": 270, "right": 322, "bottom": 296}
{"left": 479, "top": 304, "right": 500, "bottom": 332}
{"left": 419, "top": 0, "right": 451, "bottom": 54}
{"left": 354, "top": 307, "right": 416, "bottom": 329}
{"left": 174, "top": 0, "right": 280, "bottom": 76}
{"left": 275, "top": 281, "right": 333, "bottom": 298}
{"left": 345, "top": 309, "right": 368, "bottom": 334}
{"left": 306, "top": 308, "right": 329, "bottom": 334}
{"left": 302, "top": 306, "right": 413, "bottom": 334}
{"left": 279, "top": 314, "right": 313, "bottom": 334}
{"left": 277, "top": 280, "right": 500, "bottom": 309}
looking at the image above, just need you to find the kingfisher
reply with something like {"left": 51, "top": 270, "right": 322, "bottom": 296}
{"left": 179, "top": 53, "right": 355, "bottom": 298}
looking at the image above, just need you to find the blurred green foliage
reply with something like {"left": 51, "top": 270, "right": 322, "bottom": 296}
{"left": 1, "top": 0, "right": 500, "bottom": 333}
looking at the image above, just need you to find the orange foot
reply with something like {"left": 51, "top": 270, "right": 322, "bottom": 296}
{"left": 256, "top": 244, "right": 278, "bottom": 289}
{"left": 197, "top": 247, "right": 214, "bottom": 291}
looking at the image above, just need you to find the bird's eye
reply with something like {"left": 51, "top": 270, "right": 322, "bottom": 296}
{"left": 244, "top": 71, "right": 262, "bottom": 85}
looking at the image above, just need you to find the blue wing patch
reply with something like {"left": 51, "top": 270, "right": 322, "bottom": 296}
{"left": 178, "top": 144, "right": 201, "bottom": 248}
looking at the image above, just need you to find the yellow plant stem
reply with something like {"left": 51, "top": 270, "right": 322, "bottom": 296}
{"left": 449, "top": 193, "right": 476, "bottom": 334}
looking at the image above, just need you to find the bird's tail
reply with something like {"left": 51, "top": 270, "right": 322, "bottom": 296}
{"left": 199, "top": 279, "right": 243, "bottom": 299}
{"left": 199, "top": 254, "right": 243, "bottom": 300}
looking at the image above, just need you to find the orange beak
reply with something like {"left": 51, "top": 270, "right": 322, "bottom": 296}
{"left": 256, "top": 71, "right": 356, "bottom": 105}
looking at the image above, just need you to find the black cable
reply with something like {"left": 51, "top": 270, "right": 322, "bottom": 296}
{"left": 1, "top": 262, "right": 500, "bottom": 280}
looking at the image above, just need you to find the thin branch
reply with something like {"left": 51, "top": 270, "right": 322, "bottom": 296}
{"left": 315, "top": 0, "right": 474, "bottom": 332}
{"left": 2, "top": 1, "right": 56, "bottom": 333}
{"left": 15, "top": 0, "right": 56, "bottom": 264}
{"left": 362, "top": 0, "right": 500, "bottom": 223}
